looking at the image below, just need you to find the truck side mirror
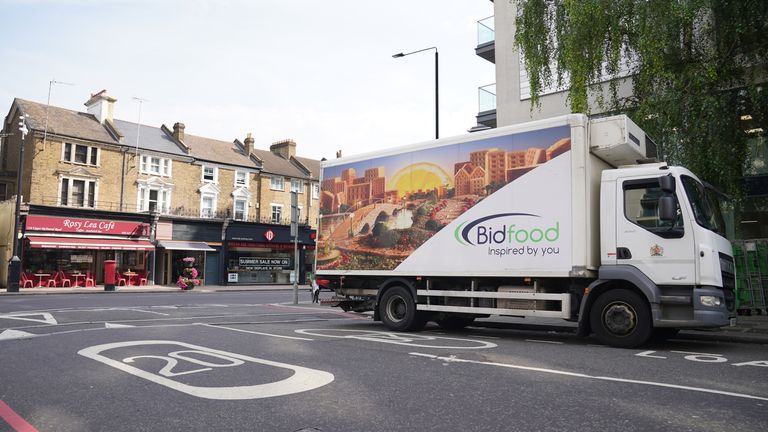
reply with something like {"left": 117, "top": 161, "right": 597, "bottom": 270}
{"left": 658, "top": 175, "right": 675, "bottom": 194}
{"left": 659, "top": 195, "right": 677, "bottom": 222}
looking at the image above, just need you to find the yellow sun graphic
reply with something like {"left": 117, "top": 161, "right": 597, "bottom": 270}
{"left": 388, "top": 162, "right": 452, "bottom": 197}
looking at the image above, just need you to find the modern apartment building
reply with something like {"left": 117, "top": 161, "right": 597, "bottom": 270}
{"left": 473, "top": 1, "right": 766, "bottom": 240}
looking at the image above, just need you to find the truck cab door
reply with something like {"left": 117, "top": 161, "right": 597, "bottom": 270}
{"left": 616, "top": 176, "right": 696, "bottom": 285}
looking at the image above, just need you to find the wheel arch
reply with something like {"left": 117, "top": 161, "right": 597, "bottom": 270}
{"left": 373, "top": 277, "right": 418, "bottom": 322}
{"left": 577, "top": 266, "right": 659, "bottom": 336}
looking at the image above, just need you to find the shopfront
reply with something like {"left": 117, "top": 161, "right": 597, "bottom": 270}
{"left": 225, "top": 222, "right": 315, "bottom": 285}
{"left": 21, "top": 212, "right": 153, "bottom": 286}
{"left": 154, "top": 219, "right": 223, "bottom": 286}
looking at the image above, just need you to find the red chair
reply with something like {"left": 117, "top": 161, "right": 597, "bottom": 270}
{"left": 45, "top": 274, "right": 57, "bottom": 287}
{"left": 137, "top": 270, "right": 148, "bottom": 286}
{"left": 55, "top": 271, "right": 72, "bottom": 288}
{"left": 84, "top": 271, "right": 95, "bottom": 287}
{"left": 20, "top": 272, "right": 34, "bottom": 288}
{"left": 115, "top": 271, "right": 127, "bottom": 286}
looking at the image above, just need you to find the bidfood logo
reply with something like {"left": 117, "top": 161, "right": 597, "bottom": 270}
{"left": 454, "top": 213, "right": 561, "bottom": 257}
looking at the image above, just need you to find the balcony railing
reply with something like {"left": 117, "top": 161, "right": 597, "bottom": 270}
{"left": 477, "top": 16, "right": 494, "bottom": 46}
{"left": 33, "top": 195, "right": 313, "bottom": 227}
{"left": 478, "top": 83, "right": 497, "bottom": 113}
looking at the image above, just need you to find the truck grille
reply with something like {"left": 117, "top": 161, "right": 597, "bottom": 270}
{"left": 719, "top": 252, "right": 736, "bottom": 311}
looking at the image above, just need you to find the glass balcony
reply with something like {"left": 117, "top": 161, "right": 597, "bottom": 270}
{"left": 479, "top": 84, "right": 496, "bottom": 113}
{"left": 477, "top": 16, "right": 494, "bottom": 46}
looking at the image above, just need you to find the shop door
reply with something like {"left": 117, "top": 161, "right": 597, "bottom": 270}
{"left": 205, "top": 252, "right": 219, "bottom": 285}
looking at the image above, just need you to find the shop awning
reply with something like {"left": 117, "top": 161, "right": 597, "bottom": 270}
{"left": 157, "top": 240, "right": 215, "bottom": 251}
{"left": 27, "top": 236, "right": 155, "bottom": 250}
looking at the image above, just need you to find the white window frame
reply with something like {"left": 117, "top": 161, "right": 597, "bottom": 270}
{"left": 234, "top": 171, "right": 248, "bottom": 188}
{"left": 137, "top": 186, "right": 171, "bottom": 214}
{"left": 291, "top": 178, "right": 303, "bottom": 193}
{"left": 61, "top": 143, "right": 100, "bottom": 167}
{"left": 200, "top": 194, "right": 216, "bottom": 218}
{"left": 233, "top": 198, "right": 248, "bottom": 221}
{"left": 201, "top": 165, "right": 218, "bottom": 183}
{"left": 270, "top": 176, "right": 284, "bottom": 191}
{"left": 140, "top": 155, "right": 172, "bottom": 177}
{"left": 312, "top": 183, "right": 319, "bottom": 200}
{"left": 58, "top": 176, "right": 98, "bottom": 208}
{"left": 270, "top": 203, "right": 283, "bottom": 224}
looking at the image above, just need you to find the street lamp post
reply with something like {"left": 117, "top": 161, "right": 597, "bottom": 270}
{"left": 392, "top": 47, "right": 439, "bottom": 140}
{"left": 7, "top": 114, "right": 29, "bottom": 292}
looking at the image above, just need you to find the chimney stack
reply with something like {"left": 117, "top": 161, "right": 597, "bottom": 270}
{"left": 270, "top": 139, "right": 296, "bottom": 159}
{"left": 244, "top": 132, "right": 255, "bottom": 158}
{"left": 173, "top": 122, "right": 185, "bottom": 143}
{"left": 84, "top": 90, "right": 117, "bottom": 124}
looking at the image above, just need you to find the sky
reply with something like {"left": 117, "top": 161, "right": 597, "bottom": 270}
{"left": 0, "top": 0, "right": 495, "bottom": 161}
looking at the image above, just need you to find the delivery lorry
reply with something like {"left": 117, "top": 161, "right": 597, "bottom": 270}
{"left": 315, "top": 114, "right": 736, "bottom": 347}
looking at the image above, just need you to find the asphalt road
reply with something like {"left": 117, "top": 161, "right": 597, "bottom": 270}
{"left": 1, "top": 291, "right": 766, "bottom": 432}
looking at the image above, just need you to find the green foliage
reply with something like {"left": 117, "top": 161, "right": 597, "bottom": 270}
{"left": 514, "top": 0, "right": 768, "bottom": 198}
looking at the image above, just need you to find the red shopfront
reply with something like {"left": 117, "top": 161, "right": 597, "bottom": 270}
{"left": 22, "top": 215, "right": 154, "bottom": 286}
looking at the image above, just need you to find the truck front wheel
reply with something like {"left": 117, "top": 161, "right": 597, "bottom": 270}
{"left": 590, "top": 288, "right": 652, "bottom": 348}
{"left": 379, "top": 286, "right": 427, "bottom": 332}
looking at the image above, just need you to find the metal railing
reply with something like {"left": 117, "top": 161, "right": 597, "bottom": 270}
{"left": 477, "top": 16, "right": 494, "bottom": 46}
{"left": 34, "top": 195, "right": 313, "bottom": 227}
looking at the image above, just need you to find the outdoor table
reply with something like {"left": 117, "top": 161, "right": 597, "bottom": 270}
{"left": 33, "top": 273, "right": 51, "bottom": 287}
{"left": 123, "top": 271, "right": 138, "bottom": 285}
{"left": 70, "top": 272, "right": 84, "bottom": 287}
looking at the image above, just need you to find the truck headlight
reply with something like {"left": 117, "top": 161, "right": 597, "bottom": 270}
{"left": 700, "top": 295, "right": 722, "bottom": 307}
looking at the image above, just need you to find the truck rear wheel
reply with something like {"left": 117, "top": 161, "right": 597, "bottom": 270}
{"left": 379, "top": 286, "right": 427, "bottom": 332}
{"left": 435, "top": 315, "right": 476, "bottom": 331}
{"left": 590, "top": 288, "right": 651, "bottom": 348}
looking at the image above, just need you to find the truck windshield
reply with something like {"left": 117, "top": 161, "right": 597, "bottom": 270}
{"left": 681, "top": 175, "right": 726, "bottom": 236}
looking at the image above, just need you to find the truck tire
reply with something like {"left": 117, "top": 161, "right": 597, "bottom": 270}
{"left": 379, "top": 286, "right": 427, "bottom": 332}
{"left": 436, "top": 315, "right": 476, "bottom": 331}
{"left": 590, "top": 288, "right": 652, "bottom": 348}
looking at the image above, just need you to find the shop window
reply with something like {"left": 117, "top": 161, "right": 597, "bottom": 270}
{"left": 234, "top": 199, "right": 247, "bottom": 221}
{"left": 271, "top": 204, "right": 283, "bottom": 224}
{"left": 270, "top": 176, "right": 284, "bottom": 191}
{"left": 202, "top": 165, "right": 218, "bottom": 183}
{"left": 291, "top": 179, "right": 303, "bottom": 193}
{"left": 62, "top": 143, "right": 99, "bottom": 166}
{"left": 235, "top": 171, "right": 248, "bottom": 187}
{"left": 59, "top": 177, "right": 96, "bottom": 208}
{"left": 140, "top": 155, "right": 172, "bottom": 177}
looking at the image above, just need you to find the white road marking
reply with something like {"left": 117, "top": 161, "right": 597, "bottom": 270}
{"left": 78, "top": 340, "right": 334, "bottom": 400}
{"left": 636, "top": 350, "right": 667, "bottom": 359}
{"left": 105, "top": 323, "right": 135, "bottom": 328}
{"left": 205, "top": 324, "right": 314, "bottom": 341}
{"left": 0, "top": 329, "right": 39, "bottom": 341}
{"left": 525, "top": 339, "right": 564, "bottom": 345}
{"left": 296, "top": 329, "right": 497, "bottom": 349}
{"left": 0, "top": 312, "right": 57, "bottom": 325}
{"left": 410, "top": 352, "right": 768, "bottom": 402}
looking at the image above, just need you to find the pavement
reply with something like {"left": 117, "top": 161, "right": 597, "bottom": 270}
{"left": 2, "top": 283, "right": 767, "bottom": 344}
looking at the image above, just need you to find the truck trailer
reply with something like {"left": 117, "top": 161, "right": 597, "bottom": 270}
{"left": 315, "top": 114, "right": 736, "bottom": 347}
